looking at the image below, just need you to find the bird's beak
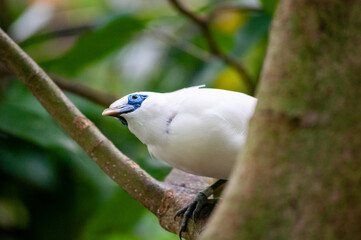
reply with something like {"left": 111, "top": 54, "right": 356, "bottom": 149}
{"left": 102, "top": 104, "right": 135, "bottom": 117}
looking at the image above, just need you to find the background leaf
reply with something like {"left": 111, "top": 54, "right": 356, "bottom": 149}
{"left": 43, "top": 15, "right": 147, "bottom": 76}
{"left": 260, "top": 0, "right": 279, "bottom": 16}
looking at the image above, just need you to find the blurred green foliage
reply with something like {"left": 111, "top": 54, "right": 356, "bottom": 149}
{"left": 44, "top": 16, "right": 147, "bottom": 76}
{"left": 0, "top": 0, "right": 276, "bottom": 239}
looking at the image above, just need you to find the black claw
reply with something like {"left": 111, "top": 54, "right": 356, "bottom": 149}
{"left": 175, "top": 205, "right": 188, "bottom": 219}
{"left": 175, "top": 192, "right": 211, "bottom": 239}
{"left": 192, "top": 202, "right": 202, "bottom": 219}
{"left": 175, "top": 180, "right": 227, "bottom": 239}
{"left": 179, "top": 206, "right": 193, "bottom": 239}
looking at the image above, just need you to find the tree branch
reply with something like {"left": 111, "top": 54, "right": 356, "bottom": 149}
{"left": 0, "top": 27, "right": 214, "bottom": 240}
{"left": 20, "top": 24, "right": 94, "bottom": 47}
{"left": 207, "top": 4, "right": 262, "bottom": 23}
{"left": 0, "top": 65, "right": 118, "bottom": 107}
{"left": 146, "top": 29, "right": 211, "bottom": 62}
{"left": 167, "top": 0, "right": 255, "bottom": 94}
{"left": 50, "top": 74, "right": 119, "bottom": 107}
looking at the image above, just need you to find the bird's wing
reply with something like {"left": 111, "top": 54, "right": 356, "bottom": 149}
{"left": 169, "top": 88, "right": 256, "bottom": 134}
{"left": 152, "top": 88, "right": 257, "bottom": 178}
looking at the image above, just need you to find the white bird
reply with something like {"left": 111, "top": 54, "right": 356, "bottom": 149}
{"left": 103, "top": 86, "right": 257, "bottom": 179}
{"left": 102, "top": 86, "right": 257, "bottom": 237}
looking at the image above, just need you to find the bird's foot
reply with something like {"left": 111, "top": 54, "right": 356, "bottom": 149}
{"left": 174, "top": 192, "right": 218, "bottom": 239}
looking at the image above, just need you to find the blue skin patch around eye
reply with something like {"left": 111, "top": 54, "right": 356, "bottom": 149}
{"left": 127, "top": 94, "right": 148, "bottom": 109}
{"left": 117, "top": 94, "right": 148, "bottom": 126}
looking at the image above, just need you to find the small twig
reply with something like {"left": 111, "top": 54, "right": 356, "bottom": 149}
{"left": 51, "top": 74, "right": 118, "bottom": 107}
{"left": 168, "top": 0, "right": 208, "bottom": 27}
{"left": 41, "top": 25, "right": 95, "bottom": 38}
{"left": 145, "top": 29, "right": 211, "bottom": 62}
{"left": 20, "top": 24, "right": 94, "bottom": 47}
{"left": 167, "top": 0, "right": 255, "bottom": 94}
{"left": 207, "top": 4, "right": 262, "bottom": 23}
{"left": 167, "top": 0, "right": 218, "bottom": 53}
{"left": 0, "top": 65, "right": 118, "bottom": 107}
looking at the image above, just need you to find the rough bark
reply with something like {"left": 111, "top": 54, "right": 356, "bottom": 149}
{"left": 0, "top": 28, "right": 213, "bottom": 240}
{"left": 201, "top": 0, "right": 361, "bottom": 239}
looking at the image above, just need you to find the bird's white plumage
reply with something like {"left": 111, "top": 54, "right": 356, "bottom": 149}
{"left": 109, "top": 87, "right": 257, "bottom": 179}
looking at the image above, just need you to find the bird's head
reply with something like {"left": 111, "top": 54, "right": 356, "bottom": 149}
{"left": 102, "top": 92, "right": 151, "bottom": 126}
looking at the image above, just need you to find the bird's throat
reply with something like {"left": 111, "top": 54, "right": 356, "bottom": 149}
{"left": 118, "top": 116, "right": 128, "bottom": 126}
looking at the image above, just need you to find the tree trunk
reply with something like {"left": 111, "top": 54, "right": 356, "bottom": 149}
{"left": 200, "top": 0, "right": 361, "bottom": 239}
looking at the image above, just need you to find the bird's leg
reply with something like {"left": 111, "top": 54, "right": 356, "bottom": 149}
{"left": 175, "top": 179, "right": 227, "bottom": 239}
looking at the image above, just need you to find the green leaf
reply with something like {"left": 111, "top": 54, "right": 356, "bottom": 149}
{"left": 0, "top": 101, "right": 79, "bottom": 152}
{"left": 260, "top": 0, "right": 279, "bottom": 16}
{"left": 0, "top": 134, "right": 57, "bottom": 190}
{"left": 232, "top": 12, "right": 271, "bottom": 59}
{"left": 0, "top": 197, "right": 29, "bottom": 229}
{"left": 147, "top": 44, "right": 204, "bottom": 92}
{"left": 0, "top": 81, "right": 120, "bottom": 194}
{"left": 243, "top": 35, "right": 269, "bottom": 83}
{"left": 43, "top": 15, "right": 147, "bottom": 76}
{"left": 79, "top": 189, "right": 145, "bottom": 240}
{"left": 135, "top": 212, "right": 177, "bottom": 240}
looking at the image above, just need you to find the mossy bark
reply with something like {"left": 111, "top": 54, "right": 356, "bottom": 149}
{"left": 200, "top": 0, "right": 361, "bottom": 239}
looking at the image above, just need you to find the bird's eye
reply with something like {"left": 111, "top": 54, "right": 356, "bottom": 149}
{"left": 131, "top": 95, "right": 139, "bottom": 100}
